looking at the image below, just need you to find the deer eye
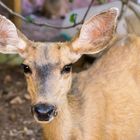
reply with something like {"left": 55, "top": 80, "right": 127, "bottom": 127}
{"left": 21, "top": 64, "right": 32, "bottom": 74}
{"left": 61, "top": 64, "right": 72, "bottom": 74}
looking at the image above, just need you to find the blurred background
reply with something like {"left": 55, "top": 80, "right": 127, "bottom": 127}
{"left": 0, "top": 0, "right": 139, "bottom": 140}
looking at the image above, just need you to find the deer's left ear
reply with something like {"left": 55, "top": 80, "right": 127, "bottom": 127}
{"left": 0, "top": 15, "right": 29, "bottom": 56}
{"left": 71, "top": 8, "right": 119, "bottom": 56}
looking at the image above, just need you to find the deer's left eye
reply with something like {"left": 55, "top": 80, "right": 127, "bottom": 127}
{"left": 61, "top": 64, "right": 72, "bottom": 74}
{"left": 21, "top": 64, "right": 32, "bottom": 74}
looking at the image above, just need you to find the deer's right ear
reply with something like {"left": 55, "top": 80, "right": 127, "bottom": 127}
{"left": 71, "top": 8, "right": 119, "bottom": 57}
{"left": 0, "top": 15, "right": 29, "bottom": 57}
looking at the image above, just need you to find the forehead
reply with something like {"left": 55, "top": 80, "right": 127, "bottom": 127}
{"left": 24, "top": 41, "right": 73, "bottom": 66}
{"left": 26, "top": 42, "right": 62, "bottom": 65}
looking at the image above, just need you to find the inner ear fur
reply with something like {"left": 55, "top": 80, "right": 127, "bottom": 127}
{"left": 0, "top": 15, "right": 29, "bottom": 55}
{"left": 71, "top": 8, "right": 119, "bottom": 55}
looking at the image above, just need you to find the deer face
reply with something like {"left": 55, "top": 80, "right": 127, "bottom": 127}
{"left": 22, "top": 42, "right": 75, "bottom": 122}
{"left": 0, "top": 8, "right": 118, "bottom": 123}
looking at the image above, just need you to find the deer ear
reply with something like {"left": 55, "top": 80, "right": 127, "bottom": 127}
{"left": 0, "top": 15, "right": 28, "bottom": 56}
{"left": 71, "top": 8, "right": 119, "bottom": 56}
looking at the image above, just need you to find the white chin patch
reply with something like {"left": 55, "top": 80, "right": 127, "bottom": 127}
{"left": 34, "top": 115, "right": 55, "bottom": 124}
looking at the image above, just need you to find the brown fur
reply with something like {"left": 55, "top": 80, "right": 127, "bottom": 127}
{"left": 2, "top": 9, "right": 140, "bottom": 140}
{"left": 23, "top": 34, "right": 140, "bottom": 140}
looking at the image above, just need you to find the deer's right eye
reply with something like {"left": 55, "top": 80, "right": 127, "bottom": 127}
{"left": 21, "top": 64, "right": 32, "bottom": 74}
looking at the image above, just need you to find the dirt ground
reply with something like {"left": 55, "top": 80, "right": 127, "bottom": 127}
{"left": 0, "top": 65, "right": 42, "bottom": 140}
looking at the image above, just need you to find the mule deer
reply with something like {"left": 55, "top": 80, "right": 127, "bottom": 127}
{"left": 1, "top": 8, "right": 140, "bottom": 140}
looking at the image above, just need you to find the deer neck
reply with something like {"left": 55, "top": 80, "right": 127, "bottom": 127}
{"left": 41, "top": 75, "right": 84, "bottom": 140}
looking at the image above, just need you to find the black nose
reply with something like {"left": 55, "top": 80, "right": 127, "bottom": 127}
{"left": 32, "top": 104, "right": 57, "bottom": 121}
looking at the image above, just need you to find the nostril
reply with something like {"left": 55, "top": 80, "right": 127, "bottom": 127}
{"left": 35, "top": 104, "right": 54, "bottom": 115}
{"left": 33, "top": 104, "right": 57, "bottom": 121}
{"left": 35, "top": 104, "right": 47, "bottom": 114}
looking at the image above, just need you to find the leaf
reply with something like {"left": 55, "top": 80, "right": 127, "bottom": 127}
{"left": 25, "top": 16, "right": 34, "bottom": 23}
{"left": 69, "top": 13, "right": 77, "bottom": 24}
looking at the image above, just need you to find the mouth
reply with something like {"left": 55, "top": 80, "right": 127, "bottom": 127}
{"left": 33, "top": 115, "right": 55, "bottom": 124}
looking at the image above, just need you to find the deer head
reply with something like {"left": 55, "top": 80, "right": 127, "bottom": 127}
{"left": 0, "top": 8, "right": 118, "bottom": 123}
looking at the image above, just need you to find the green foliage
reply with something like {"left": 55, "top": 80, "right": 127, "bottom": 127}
{"left": 97, "top": 0, "right": 106, "bottom": 4}
{"left": 0, "top": 54, "right": 23, "bottom": 65}
{"left": 25, "top": 16, "right": 34, "bottom": 23}
{"left": 69, "top": 13, "right": 77, "bottom": 24}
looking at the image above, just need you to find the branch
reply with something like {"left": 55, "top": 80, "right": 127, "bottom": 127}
{"left": 81, "top": 0, "right": 94, "bottom": 23}
{"left": 0, "top": 0, "right": 94, "bottom": 29}
{"left": 118, "top": 0, "right": 129, "bottom": 20}
{"left": 128, "top": 4, "right": 140, "bottom": 21}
